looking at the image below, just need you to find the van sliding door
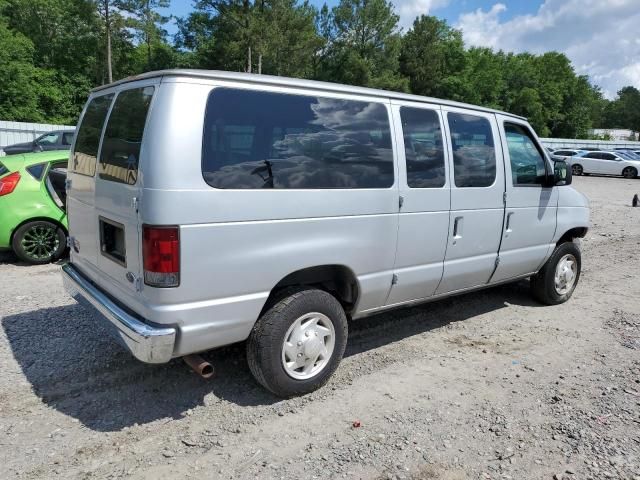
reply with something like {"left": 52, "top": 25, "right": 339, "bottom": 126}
{"left": 435, "top": 108, "right": 505, "bottom": 294}
{"left": 385, "top": 102, "right": 450, "bottom": 306}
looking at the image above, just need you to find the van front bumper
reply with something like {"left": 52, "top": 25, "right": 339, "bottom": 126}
{"left": 62, "top": 263, "right": 176, "bottom": 363}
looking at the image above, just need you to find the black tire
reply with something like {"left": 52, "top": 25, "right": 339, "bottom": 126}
{"left": 12, "top": 220, "right": 66, "bottom": 264}
{"left": 571, "top": 164, "right": 583, "bottom": 176}
{"left": 530, "top": 242, "right": 581, "bottom": 305}
{"left": 622, "top": 166, "right": 637, "bottom": 179}
{"left": 247, "top": 288, "right": 348, "bottom": 398}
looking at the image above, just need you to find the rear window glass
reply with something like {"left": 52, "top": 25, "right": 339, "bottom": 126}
{"left": 72, "top": 94, "right": 114, "bottom": 176}
{"left": 99, "top": 86, "right": 154, "bottom": 185}
{"left": 202, "top": 88, "right": 394, "bottom": 189}
{"left": 26, "top": 163, "right": 46, "bottom": 180}
{"left": 62, "top": 132, "right": 74, "bottom": 146}
{"left": 447, "top": 112, "right": 496, "bottom": 188}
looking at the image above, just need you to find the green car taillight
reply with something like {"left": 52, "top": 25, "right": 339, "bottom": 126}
{"left": 0, "top": 172, "right": 20, "bottom": 196}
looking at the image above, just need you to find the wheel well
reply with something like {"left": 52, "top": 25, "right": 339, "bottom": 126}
{"left": 10, "top": 217, "right": 68, "bottom": 246}
{"left": 265, "top": 265, "right": 360, "bottom": 316}
{"left": 557, "top": 227, "right": 588, "bottom": 246}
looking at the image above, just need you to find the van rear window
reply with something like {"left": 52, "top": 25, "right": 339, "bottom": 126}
{"left": 71, "top": 94, "right": 114, "bottom": 177}
{"left": 99, "top": 86, "right": 154, "bottom": 185}
{"left": 202, "top": 88, "right": 394, "bottom": 189}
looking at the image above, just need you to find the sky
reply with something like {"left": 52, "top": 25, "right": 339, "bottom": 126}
{"left": 162, "top": 0, "right": 640, "bottom": 99}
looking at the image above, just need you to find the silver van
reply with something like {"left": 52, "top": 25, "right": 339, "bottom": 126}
{"left": 62, "top": 70, "right": 590, "bottom": 397}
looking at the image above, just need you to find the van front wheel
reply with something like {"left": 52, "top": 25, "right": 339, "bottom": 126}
{"left": 247, "top": 288, "right": 348, "bottom": 398}
{"left": 530, "top": 242, "right": 581, "bottom": 305}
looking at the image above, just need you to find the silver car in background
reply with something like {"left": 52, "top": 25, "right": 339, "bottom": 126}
{"left": 570, "top": 150, "right": 640, "bottom": 178}
{"left": 62, "top": 70, "right": 590, "bottom": 397}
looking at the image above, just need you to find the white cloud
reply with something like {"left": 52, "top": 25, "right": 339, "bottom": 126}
{"left": 455, "top": 0, "right": 640, "bottom": 99}
{"left": 395, "top": 0, "right": 450, "bottom": 29}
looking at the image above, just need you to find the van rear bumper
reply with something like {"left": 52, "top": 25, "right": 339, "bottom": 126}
{"left": 62, "top": 263, "right": 176, "bottom": 363}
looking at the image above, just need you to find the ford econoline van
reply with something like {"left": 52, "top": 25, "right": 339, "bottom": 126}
{"left": 62, "top": 70, "right": 590, "bottom": 397}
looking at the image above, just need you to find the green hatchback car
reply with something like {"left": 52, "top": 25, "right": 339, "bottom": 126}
{"left": 0, "top": 151, "right": 69, "bottom": 264}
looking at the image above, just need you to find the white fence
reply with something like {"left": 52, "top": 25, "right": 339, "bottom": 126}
{"left": 540, "top": 137, "right": 640, "bottom": 150}
{"left": 0, "top": 120, "right": 75, "bottom": 148}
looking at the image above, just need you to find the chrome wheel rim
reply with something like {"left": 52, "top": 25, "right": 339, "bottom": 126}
{"left": 554, "top": 253, "right": 577, "bottom": 295}
{"left": 281, "top": 312, "right": 335, "bottom": 380}
{"left": 21, "top": 225, "right": 59, "bottom": 260}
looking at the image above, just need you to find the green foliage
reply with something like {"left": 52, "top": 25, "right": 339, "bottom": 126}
{"left": 0, "top": 0, "right": 636, "bottom": 139}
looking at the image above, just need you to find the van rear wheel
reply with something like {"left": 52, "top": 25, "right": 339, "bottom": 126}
{"left": 530, "top": 242, "right": 581, "bottom": 305}
{"left": 247, "top": 288, "right": 348, "bottom": 398}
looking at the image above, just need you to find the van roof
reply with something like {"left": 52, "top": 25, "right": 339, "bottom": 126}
{"left": 91, "top": 69, "right": 527, "bottom": 120}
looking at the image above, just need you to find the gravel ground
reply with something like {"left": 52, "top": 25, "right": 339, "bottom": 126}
{"left": 1, "top": 175, "right": 640, "bottom": 480}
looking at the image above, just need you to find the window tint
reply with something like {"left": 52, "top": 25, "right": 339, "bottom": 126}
{"left": 26, "top": 163, "right": 46, "bottom": 180}
{"left": 37, "top": 133, "right": 59, "bottom": 146}
{"left": 601, "top": 153, "right": 616, "bottom": 160}
{"left": 62, "top": 132, "right": 74, "bottom": 145}
{"left": 202, "top": 88, "right": 394, "bottom": 189}
{"left": 447, "top": 112, "right": 495, "bottom": 188}
{"left": 400, "top": 107, "right": 445, "bottom": 188}
{"left": 0, "top": 162, "right": 7, "bottom": 177}
{"left": 72, "top": 94, "right": 114, "bottom": 176}
{"left": 504, "top": 123, "right": 547, "bottom": 186}
{"left": 99, "top": 87, "right": 154, "bottom": 185}
{"left": 584, "top": 152, "right": 601, "bottom": 159}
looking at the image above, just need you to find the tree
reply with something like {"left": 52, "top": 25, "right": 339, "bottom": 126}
{"left": 119, "top": 0, "right": 171, "bottom": 70}
{"left": 178, "top": 0, "right": 321, "bottom": 77}
{"left": 399, "top": 15, "right": 465, "bottom": 98}
{"left": 321, "top": 0, "right": 408, "bottom": 91}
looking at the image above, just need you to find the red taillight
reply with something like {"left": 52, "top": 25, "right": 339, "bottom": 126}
{"left": 142, "top": 225, "right": 180, "bottom": 287}
{"left": 0, "top": 172, "right": 20, "bottom": 196}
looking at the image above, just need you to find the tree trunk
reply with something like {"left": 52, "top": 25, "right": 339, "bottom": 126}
{"left": 105, "top": 1, "right": 113, "bottom": 83}
{"left": 247, "top": 46, "right": 252, "bottom": 73}
{"left": 145, "top": 0, "right": 152, "bottom": 68}
{"left": 258, "top": 54, "right": 262, "bottom": 74}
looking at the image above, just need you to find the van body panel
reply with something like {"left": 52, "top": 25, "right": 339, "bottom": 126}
{"left": 436, "top": 107, "right": 505, "bottom": 293}
{"left": 491, "top": 115, "right": 559, "bottom": 282}
{"left": 62, "top": 70, "right": 591, "bottom": 364}
{"left": 386, "top": 101, "right": 450, "bottom": 305}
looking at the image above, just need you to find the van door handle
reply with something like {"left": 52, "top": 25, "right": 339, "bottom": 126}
{"left": 453, "top": 216, "right": 463, "bottom": 239}
{"left": 505, "top": 212, "right": 514, "bottom": 232}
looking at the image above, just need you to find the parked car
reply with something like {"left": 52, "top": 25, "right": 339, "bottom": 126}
{"left": 551, "top": 149, "right": 585, "bottom": 161}
{"left": 570, "top": 150, "right": 640, "bottom": 178}
{"left": 0, "top": 151, "right": 68, "bottom": 263}
{"left": 62, "top": 70, "right": 590, "bottom": 397}
{"left": 2, "top": 129, "right": 75, "bottom": 155}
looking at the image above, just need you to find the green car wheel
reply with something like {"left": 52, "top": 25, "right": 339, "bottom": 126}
{"left": 11, "top": 220, "right": 66, "bottom": 264}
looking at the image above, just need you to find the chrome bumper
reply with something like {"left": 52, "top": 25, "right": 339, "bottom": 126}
{"left": 62, "top": 263, "right": 176, "bottom": 363}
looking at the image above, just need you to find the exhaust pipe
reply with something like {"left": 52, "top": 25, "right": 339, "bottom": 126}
{"left": 184, "top": 354, "right": 214, "bottom": 379}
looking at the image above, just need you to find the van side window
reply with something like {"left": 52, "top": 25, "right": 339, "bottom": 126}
{"left": 72, "top": 94, "right": 114, "bottom": 177}
{"left": 400, "top": 107, "right": 445, "bottom": 188}
{"left": 447, "top": 112, "right": 496, "bottom": 188}
{"left": 99, "top": 86, "right": 154, "bottom": 185}
{"left": 504, "top": 123, "right": 548, "bottom": 186}
{"left": 202, "top": 88, "right": 394, "bottom": 189}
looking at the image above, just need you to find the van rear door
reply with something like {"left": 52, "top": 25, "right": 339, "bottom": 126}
{"left": 67, "top": 93, "right": 115, "bottom": 270}
{"left": 94, "top": 85, "right": 156, "bottom": 292}
{"left": 67, "top": 82, "right": 156, "bottom": 295}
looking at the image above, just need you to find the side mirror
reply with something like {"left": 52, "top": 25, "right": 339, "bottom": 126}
{"left": 553, "top": 159, "right": 571, "bottom": 186}
{"left": 33, "top": 142, "right": 43, "bottom": 152}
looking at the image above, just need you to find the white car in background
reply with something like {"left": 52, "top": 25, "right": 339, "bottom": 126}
{"left": 570, "top": 150, "right": 640, "bottom": 178}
